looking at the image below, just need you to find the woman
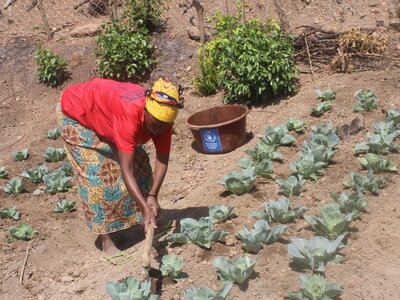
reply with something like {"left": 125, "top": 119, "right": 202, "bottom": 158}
{"left": 56, "top": 77, "right": 184, "bottom": 263}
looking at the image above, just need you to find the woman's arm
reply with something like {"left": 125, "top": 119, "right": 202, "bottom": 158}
{"left": 118, "top": 151, "right": 156, "bottom": 232}
{"left": 147, "top": 152, "right": 169, "bottom": 215}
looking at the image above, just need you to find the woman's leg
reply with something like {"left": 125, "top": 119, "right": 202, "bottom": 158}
{"left": 99, "top": 233, "right": 120, "bottom": 255}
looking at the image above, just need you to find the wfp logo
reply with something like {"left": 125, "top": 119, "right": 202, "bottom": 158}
{"left": 203, "top": 130, "right": 216, "bottom": 143}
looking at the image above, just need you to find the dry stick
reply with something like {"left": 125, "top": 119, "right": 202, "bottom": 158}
{"left": 192, "top": 0, "right": 206, "bottom": 44}
{"left": 141, "top": 223, "right": 155, "bottom": 279}
{"left": 37, "top": 0, "right": 53, "bottom": 40}
{"left": 225, "top": 0, "right": 229, "bottom": 15}
{"left": 304, "top": 35, "right": 315, "bottom": 79}
{"left": 0, "top": 134, "right": 24, "bottom": 152}
{"left": 20, "top": 242, "right": 31, "bottom": 284}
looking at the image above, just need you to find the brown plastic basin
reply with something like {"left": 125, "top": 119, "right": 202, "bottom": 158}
{"left": 186, "top": 104, "right": 249, "bottom": 154}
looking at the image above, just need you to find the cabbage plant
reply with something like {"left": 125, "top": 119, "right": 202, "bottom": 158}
{"left": 276, "top": 175, "right": 306, "bottom": 197}
{"left": 343, "top": 171, "right": 388, "bottom": 194}
{"left": 160, "top": 254, "right": 184, "bottom": 282}
{"left": 384, "top": 109, "right": 400, "bottom": 128}
{"left": 309, "top": 133, "right": 340, "bottom": 149}
{"left": 184, "top": 283, "right": 235, "bottom": 300}
{"left": 54, "top": 199, "right": 76, "bottom": 212}
{"left": 286, "top": 274, "right": 343, "bottom": 300}
{"left": 310, "top": 123, "right": 336, "bottom": 136}
{"left": 311, "top": 101, "right": 332, "bottom": 116}
{"left": 304, "top": 203, "right": 358, "bottom": 239}
{"left": 354, "top": 133, "right": 398, "bottom": 154}
{"left": 251, "top": 197, "right": 309, "bottom": 223}
{"left": 12, "top": 149, "right": 29, "bottom": 161}
{"left": 300, "top": 143, "right": 336, "bottom": 166}
{"left": 21, "top": 164, "right": 49, "bottom": 183}
{"left": 3, "top": 177, "right": 25, "bottom": 195}
{"left": 238, "top": 158, "right": 274, "bottom": 179}
{"left": 352, "top": 88, "right": 378, "bottom": 112}
{"left": 358, "top": 153, "right": 397, "bottom": 174}
{"left": 43, "top": 147, "right": 66, "bottom": 162}
{"left": 315, "top": 89, "right": 336, "bottom": 101}
{"left": 0, "top": 206, "right": 20, "bottom": 220}
{"left": 43, "top": 170, "right": 72, "bottom": 194}
{"left": 58, "top": 161, "right": 73, "bottom": 176}
{"left": 288, "top": 235, "right": 345, "bottom": 272}
{"left": 105, "top": 277, "right": 159, "bottom": 300}
{"left": 166, "top": 217, "right": 229, "bottom": 249}
{"left": 46, "top": 127, "right": 62, "bottom": 140}
{"left": 373, "top": 121, "right": 400, "bottom": 138}
{"left": 245, "top": 142, "right": 282, "bottom": 162}
{"left": 286, "top": 117, "right": 306, "bottom": 133}
{"left": 8, "top": 223, "right": 38, "bottom": 242}
{"left": 0, "top": 167, "right": 8, "bottom": 179}
{"left": 290, "top": 154, "right": 326, "bottom": 181}
{"left": 217, "top": 168, "right": 256, "bottom": 195}
{"left": 257, "top": 125, "right": 296, "bottom": 146}
{"left": 209, "top": 205, "right": 237, "bottom": 222}
{"left": 330, "top": 191, "right": 368, "bottom": 214}
{"left": 213, "top": 256, "right": 256, "bottom": 285}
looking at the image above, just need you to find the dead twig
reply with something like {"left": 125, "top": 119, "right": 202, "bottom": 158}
{"left": 20, "top": 242, "right": 31, "bottom": 284}
{"left": 304, "top": 36, "right": 315, "bottom": 79}
{"left": 0, "top": 134, "right": 24, "bottom": 152}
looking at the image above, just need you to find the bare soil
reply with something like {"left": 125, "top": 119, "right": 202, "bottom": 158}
{"left": 1, "top": 1, "right": 400, "bottom": 299}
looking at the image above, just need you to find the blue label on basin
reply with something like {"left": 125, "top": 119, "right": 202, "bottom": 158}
{"left": 200, "top": 128, "right": 222, "bottom": 152}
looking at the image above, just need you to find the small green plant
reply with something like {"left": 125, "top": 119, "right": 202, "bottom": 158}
{"left": 384, "top": 109, "right": 400, "bottom": 128}
{"left": 192, "top": 52, "right": 220, "bottom": 96}
{"left": 315, "top": 89, "right": 336, "bottom": 101}
{"left": 209, "top": 205, "right": 237, "bottom": 222}
{"left": 311, "top": 101, "right": 333, "bottom": 117}
{"left": 12, "top": 149, "right": 29, "bottom": 161}
{"left": 354, "top": 133, "right": 398, "bottom": 154}
{"left": 257, "top": 125, "right": 296, "bottom": 147}
{"left": 276, "top": 175, "right": 306, "bottom": 197}
{"left": 95, "top": 22, "right": 156, "bottom": 81}
{"left": 43, "top": 170, "right": 72, "bottom": 194}
{"left": 105, "top": 277, "right": 159, "bottom": 300}
{"left": 43, "top": 147, "right": 66, "bottom": 162}
{"left": 184, "top": 283, "right": 235, "bottom": 300}
{"left": 343, "top": 171, "right": 388, "bottom": 194}
{"left": 352, "top": 89, "right": 379, "bottom": 112}
{"left": 309, "top": 133, "right": 340, "bottom": 149}
{"left": 21, "top": 164, "right": 49, "bottom": 183}
{"left": 35, "top": 46, "right": 68, "bottom": 87}
{"left": 8, "top": 223, "right": 38, "bottom": 242}
{"left": 217, "top": 168, "right": 256, "bottom": 195}
{"left": 46, "top": 127, "right": 62, "bottom": 140}
{"left": 330, "top": 191, "right": 368, "bottom": 214}
{"left": 373, "top": 121, "right": 400, "bottom": 138}
{"left": 301, "top": 143, "right": 336, "bottom": 166}
{"left": 290, "top": 154, "right": 326, "bottom": 181}
{"left": 3, "top": 177, "right": 25, "bottom": 195}
{"left": 286, "top": 274, "right": 343, "bottom": 300}
{"left": 251, "top": 197, "right": 309, "bottom": 223}
{"left": 0, "top": 207, "right": 20, "bottom": 220}
{"left": 286, "top": 117, "right": 306, "bottom": 133}
{"left": 288, "top": 235, "right": 345, "bottom": 272}
{"left": 238, "top": 158, "right": 274, "bottom": 179}
{"left": 213, "top": 256, "right": 256, "bottom": 285}
{"left": 0, "top": 167, "right": 8, "bottom": 179}
{"left": 160, "top": 254, "right": 184, "bottom": 282}
{"left": 123, "top": 0, "right": 166, "bottom": 33}
{"left": 57, "top": 161, "right": 74, "bottom": 176}
{"left": 54, "top": 199, "right": 76, "bottom": 212}
{"left": 310, "top": 123, "right": 336, "bottom": 136}
{"left": 244, "top": 142, "right": 282, "bottom": 162}
{"left": 358, "top": 153, "right": 397, "bottom": 174}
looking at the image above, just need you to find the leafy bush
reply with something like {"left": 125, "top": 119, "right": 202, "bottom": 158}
{"left": 124, "top": 0, "right": 166, "bottom": 33}
{"left": 276, "top": 175, "right": 306, "bottom": 197}
{"left": 34, "top": 46, "right": 68, "bottom": 87}
{"left": 160, "top": 254, "right": 184, "bottom": 282}
{"left": 236, "top": 220, "right": 287, "bottom": 253}
{"left": 244, "top": 142, "right": 282, "bottom": 162}
{"left": 0, "top": 207, "right": 20, "bottom": 220}
{"left": 197, "top": 13, "right": 297, "bottom": 106}
{"left": 358, "top": 153, "right": 397, "bottom": 174}
{"left": 286, "top": 274, "right": 343, "bottom": 300}
{"left": 192, "top": 52, "right": 220, "bottom": 96}
{"left": 46, "top": 127, "right": 62, "bottom": 140}
{"left": 105, "top": 277, "right": 159, "bottom": 300}
{"left": 257, "top": 125, "right": 296, "bottom": 147}
{"left": 311, "top": 101, "right": 333, "bottom": 117}
{"left": 12, "top": 149, "right": 29, "bottom": 161}
{"left": 8, "top": 223, "right": 38, "bottom": 242}
{"left": 166, "top": 217, "right": 229, "bottom": 249}
{"left": 184, "top": 283, "right": 235, "bottom": 300}
{"left": 343, "top": 171, "right": 388, "bottom": 194}
{"left": 43, "top": 147, "right": 66, "bottom": 162}
{"left": 290, "top": 154, "right": 326, "bottom": 181}
{"left": 288, "top": 235, "right": 345, "bottom": 272}
{"left": 286, "top": 117, "right": 306, "bottom": 133}
{"left": 3, "top": 178, "right": 25, "bottom": 195}
{"left": 54, "top": 199, "right": 76, "bottom": 212}
{"left": 95, "top": 22, "right": 156, "bottom": 81}
{"left": 330, "top": 191, "right": 368, "bottom": 214}
{"left": 209, "top": 205, "right": 237, "bottom": 222}
{"left": 0, "top": 167, "right": 8, "bottom": 179}
{"left": 213, "top": 256, "right": 256, "bottom": 285}
{"left": 353, "top": 89, "right": 379, "bottom": 112}
{"left": 315, "top": 89, "right": 336, "bottom": 101}
{"left": 310, "top": 123, "right": 336, "bottom": 136}
{"left": 21, "top": 164, "right": 49, "bottom": 183}
{"left": 43, "top": 170, "right": 72, "bottom": 194}
{"left": 217, "top": 168, "right": 256, "bottom": 195}
{"left": 238, "top": 158, "right": 274, "bottom": 179}
{"left": 251, "top": 197, "right": 309, "bottom": 223}
{"left": 354, "top": 133, "right": 398, "bottom": 154}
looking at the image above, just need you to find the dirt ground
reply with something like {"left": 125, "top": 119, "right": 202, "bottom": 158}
{"left": 1, "top": 1, "right": 400, "bottom": 299}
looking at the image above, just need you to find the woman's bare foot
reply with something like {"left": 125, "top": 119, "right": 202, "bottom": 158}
{"left": 100, "top": 233, "right": 120, "bottom": 256}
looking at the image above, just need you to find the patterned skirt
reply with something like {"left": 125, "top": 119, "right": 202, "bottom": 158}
{"left": 56, "top": 105, "right": 152, "bottom": 234}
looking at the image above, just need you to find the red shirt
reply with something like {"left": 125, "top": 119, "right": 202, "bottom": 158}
{"left": 60, "top": 78, "right": 172, "bottom": 154}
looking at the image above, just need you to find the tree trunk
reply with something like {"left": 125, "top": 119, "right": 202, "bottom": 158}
{"left": 37, "top": 0, "right": 53, "bottom": 40}
{"left": 192, "top": 0, "right": 206, "bottom": 44}
{"left": 272, "top": 0, "right": 292, "bottom": 34}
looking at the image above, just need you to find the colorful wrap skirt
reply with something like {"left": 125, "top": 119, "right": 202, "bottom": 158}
{"left": 56, "top": 105, "right": 152, "bottom": 234}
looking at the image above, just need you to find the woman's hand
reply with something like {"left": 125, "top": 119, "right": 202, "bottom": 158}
{"left": 147, "top": 195, "right": 160, "bottom": 217}
{"left": 142, "top": 206, "right": 157, "bottom": 233}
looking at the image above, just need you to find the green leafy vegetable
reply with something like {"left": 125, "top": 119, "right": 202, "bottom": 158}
{"left": 311, "top": 101, "right": 333, "bottom": 116}
{"left": 310, "top": 123, "right": 336, "bottom": 136}
{"left": 160, "top": 254, "right": 184, "bottom": 282}
{"left": 105, "top": 277, "right": 159, "bottom": 300}
{"left": 21, "top": 164, "right": 49, "bottom": 183}
{"left": 3, "top": 177, "right": 25, "bottom": 195}
{"left": 244, "top": 142, "right": 282, "bottom": 162}
{"left": 0, "top": 206, "right": 20, "bottom": 220}
{"left": 238, "top": 158, "right": 274, "bottom": 178}
{"left": 184, "top": 283, "right": 235, "bottom": 300}
{"left": 43, "top": 170, "right": 72, "bottom": 194}
{"left": 304, "top": 203, "right": 358, "bottom": 239}
{"left": 288, "top": 235, "right": 345, "bottom": 272}
{"left": 343, "top": 171, "right": 388, "bottom": 194}
{"left": 213, "top": 256, "right": 256, "bottom": 285}
{"left": 57, "top": 161, "right": 74, "bottom": 176}
{"left": 217, "top": 168, "right": 256, "bottom": 195}
{"left": 309, "top": 133, "right": 340, "bottom": 149}
{"left": 354, "top": 133, "right": 398, "bottom": 154}
{"left": 276, "top": 175, "right": 306, "bottom": 197}
{"left": 358, "top": 153, "right": 397, "bottom": 174}
{"left": 46, "top": 127, "right": 62, "bottom": 140}
{"left": 12, "top": 149, "right": 29, "bottom": 161}
{"left": 257, "top": 125, "right": 296, "bottom": 147}
{"left": 251, "top": 197, "right": 309, "bottom": 223}
{"left": 166, "top": 217, "right": 229, "bottom": 249}
{"left": 43, "top": 147, "right": 66, "bottom": 162}
{"left": 301, "top": 143, "right": 336, "bottom": 165}
{"left": 286, "top": 117, "right": 306, "bottom": 133}
{"left": 209, "top": 205, "right": 237, "bottom": 222}
{"left": 8, "top": 223, "right": 38, "bottom": 242}
{"left": 236, "top": 220, "right": 287, "bottom": 253}
{"left": 0, "top": 167, "right": 8, "bottom": 179}
{"left": 315, "top": 89, "right": 336, "bottom": 101}
{"left": 330, "top": 191, "right": 368, "bottom": 214}
{"left": 286, "top": 273, "right": 343, "bottom": 300}
{"left": 384, "top": 109, "right": 400, "bottom": 128}
{"left": 352, "top": 89, "right": 379, "bottom": 112}
{"left": 373, "top": 121, "right": 400, "bottom": 138}
{"left": 54, "top": 199, "right": 76, "bottom": 212}
{"left": 290, "top": 154, "right": 326, "bottom": 181}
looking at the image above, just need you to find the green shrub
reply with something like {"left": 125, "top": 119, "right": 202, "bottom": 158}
{"left": 192, "top": 51, "right": 219, "bottom": 96}
{"left": 196, "top": 13, "right": 297, "bottom": 106}
{"left": 124, "top": 0, "right": 166, "bottom": 33}
{"left": 95, "top": 22, "right": 156, "bottom": 80}
{"left": 34, "top": 46, "right": 68, "bottom": 87}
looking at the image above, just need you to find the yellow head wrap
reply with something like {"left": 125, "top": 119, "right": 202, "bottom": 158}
{"left": 145, "top": 78, "right": 184, "bottom": 123}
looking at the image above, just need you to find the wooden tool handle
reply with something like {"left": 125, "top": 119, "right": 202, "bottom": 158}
{"left": 141, "top": 223, "right": 155, "bottom": 268}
